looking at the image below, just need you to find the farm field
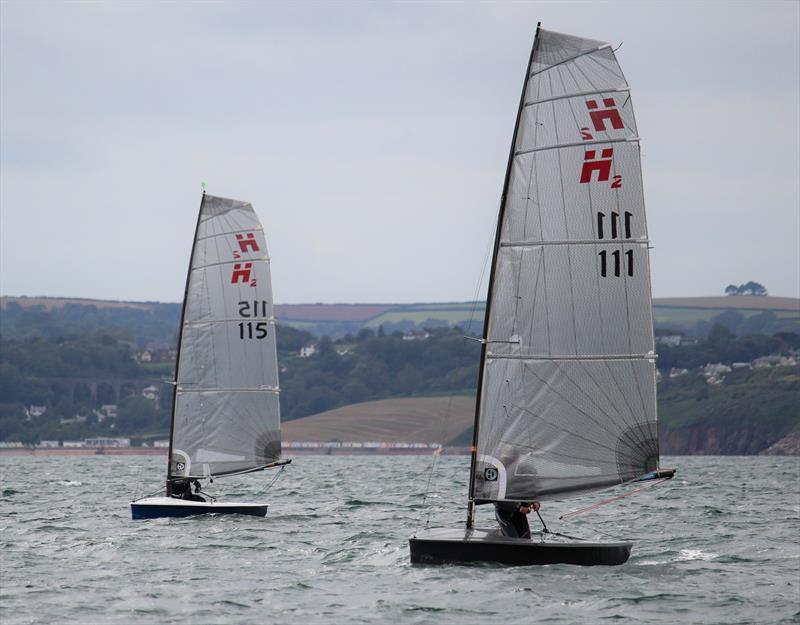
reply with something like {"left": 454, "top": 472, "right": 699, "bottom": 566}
{"left": 281, "top": 396, "right": 474, "bottom": 446}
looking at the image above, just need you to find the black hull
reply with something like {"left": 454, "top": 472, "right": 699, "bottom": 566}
{"left": 409, "top": 528, "right": 632, "bottom": 567}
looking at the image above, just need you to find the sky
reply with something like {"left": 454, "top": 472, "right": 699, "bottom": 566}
{"left": 1, "top": 1, "right": 798, "bottom": 304}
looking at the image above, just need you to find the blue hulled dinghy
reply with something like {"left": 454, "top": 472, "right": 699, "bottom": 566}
{"left": 131, "top": 193, "right": 290, "bottom": 520}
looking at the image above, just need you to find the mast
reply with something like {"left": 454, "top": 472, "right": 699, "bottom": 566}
{"left": 166, "top": 191, "right": 205, "bottom": 495}
{"left": 466, "top": 23, "right": 541, "bottom": 529}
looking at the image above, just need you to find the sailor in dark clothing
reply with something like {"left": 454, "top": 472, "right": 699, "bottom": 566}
{"left": 169, "top": 479, "right": 206, "bottom": 502}
{"left": 494, "top": 501, "right": 540, "bottom": 538}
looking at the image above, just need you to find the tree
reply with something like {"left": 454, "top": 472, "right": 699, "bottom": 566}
{"left": 724, "top": 281, "right": 768, "bottom": 296}
{"left": 741, "top": 281, "right": 767, "bottom": 296}
{"left": 707, "top": 323, "right": 735, "bottom": 351}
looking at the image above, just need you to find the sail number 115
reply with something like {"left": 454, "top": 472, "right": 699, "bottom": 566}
{"left": 238, "top": 300, "right": 269, "bottom": 340}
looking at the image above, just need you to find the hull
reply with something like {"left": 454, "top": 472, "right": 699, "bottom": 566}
{"left": 409, "top": 528, "right": 632, "bottom": 566}
{"left": 130, "top": 497, "right": 268, "bottom": 520}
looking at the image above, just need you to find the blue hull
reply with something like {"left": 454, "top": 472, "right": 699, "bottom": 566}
{"left": 130, "top": 498, "right": 269, "bottom": 520}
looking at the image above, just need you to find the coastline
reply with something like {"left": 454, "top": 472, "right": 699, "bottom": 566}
{"left": 0, "top": 446, "right": 472, "bottom": 457}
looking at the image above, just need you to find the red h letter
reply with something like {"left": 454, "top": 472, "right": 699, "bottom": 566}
{"left": 236, "top": 233, "right": 260, "bottom": 253}
{"left": 231, "top": 263, "right": 253, "bottom": 284}
{"left": 586, "top": 98, "right": 624, "bottom": 132}
{"left": 580, "top": 149, "right": 613, "bottom": 183}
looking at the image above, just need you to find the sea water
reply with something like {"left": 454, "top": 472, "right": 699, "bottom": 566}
{"left": 1, "top": 455, "right": 798, "bottom": 624}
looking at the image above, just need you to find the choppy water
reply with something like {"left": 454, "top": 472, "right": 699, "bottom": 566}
{"left": 1, "top": 455, "right": 798, "bottom": 624}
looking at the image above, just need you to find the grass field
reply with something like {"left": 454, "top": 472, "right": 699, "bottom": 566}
{"left": 282, "top": 396, "right": 475, "bottom": 445}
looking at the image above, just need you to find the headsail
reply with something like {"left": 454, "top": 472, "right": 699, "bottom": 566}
{"left": 168, "top": 194, "right": 282, "bottom": 480}
{"left": 471, "top": 27, "right": 659, "bottom": 503}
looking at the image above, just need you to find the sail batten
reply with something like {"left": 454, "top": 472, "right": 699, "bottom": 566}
{"left": 529, "top": 44, "right": 611, "bottom": 77}
{"left": 500, "top": 238, "right": 648, "bottom": 247}
{"left": 514, "top": 136, "right": 639, "bottom": 156}
{"left": 168, "top": 193, "right": 283, "bottom": 481}
{"left": 472, "top": 27, "right": 660, "bottom": 504}
{"left": 525, "top": 87, "right": 629, "bottom": 107}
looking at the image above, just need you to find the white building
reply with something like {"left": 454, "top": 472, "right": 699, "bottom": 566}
{"left": 84, "top": 437, "right": 131, "bottom": 447}
{"left": 142, "top": 385, "right": 160, "bottom": 402}
{"left": 25, "top": 405, "right": 47, "bottom": 419}
{"left": 299, "top": 343, "right": 317, "bottom": 358}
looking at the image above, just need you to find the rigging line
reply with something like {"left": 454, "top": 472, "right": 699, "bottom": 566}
{"left": 567, "top": 517, "right": 624, "bottom": 541}
{"left": 133, "top": 482, "right": 167, "bottom": 502}
{"left": 466, "top": 215, "right": 497, "bottom": 336}
{"left": 422, "top": 396, "right": 456, "bottom": 529}
{"left": 253, "top": 464, "right": 286, "bottom": 496}
{"left": 559, "top": 477, "right": 669, "bottom": 520}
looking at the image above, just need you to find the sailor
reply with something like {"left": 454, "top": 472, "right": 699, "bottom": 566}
{"left": 494, "top": 501, "right": 540, "bottom": 538}
{"left": 170, "top": 479, "right": 206, "bottom": 502}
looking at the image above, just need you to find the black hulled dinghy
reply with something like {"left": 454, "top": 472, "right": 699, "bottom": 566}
{"left": 409, "top": 24, "right": 674, "bottom": 566}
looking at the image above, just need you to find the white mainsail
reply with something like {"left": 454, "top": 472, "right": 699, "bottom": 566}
{"left": 472, "top": 28, "right": 659, "bottom": 503}
{"left": 168, "top": 194, "right": 282, "bottom": 480}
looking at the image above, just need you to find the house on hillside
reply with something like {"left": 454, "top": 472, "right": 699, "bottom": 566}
{"left": 142, "top": 385, "right": 160, "bottom": 402}
{"left": 134, "top": 350, "right": 153, "bottom": 363}
{"left": 402, "top": 330, "right": 430, "bottom": 341}
{"left": 299, "top": 343, "right": 317, "bottom": 358}
{"left": 25, "top": 405, "right": 47, "bottom": 420}
{"left": 753, "top": 355, "right": 796, "bottom": 369}
{"left": 93, "top": 404, "right": 117, "bottom": 422}
{"left": 703, "top": 362, "right": 732, "bottom": 385}
{"left": 656, "top": 334, "right": 701, "bottom": 347}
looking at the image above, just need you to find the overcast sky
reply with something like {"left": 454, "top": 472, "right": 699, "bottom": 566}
{"left": 1, "top": 1, "right": 798, "bottom": 304}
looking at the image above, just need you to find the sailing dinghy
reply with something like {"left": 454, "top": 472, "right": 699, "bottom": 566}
{"left": 409, "top": 24, "right": 674, "bottom": 566}
{"left": 131, "top": 193, "right": 290, "bottom": 520}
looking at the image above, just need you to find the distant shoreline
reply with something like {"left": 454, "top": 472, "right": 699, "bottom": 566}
{"left": 0, "top": 447, "right": 472, "bottom": 457}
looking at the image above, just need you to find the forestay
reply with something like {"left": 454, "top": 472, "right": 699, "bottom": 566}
{"left": 169, "top": 194, "right": 282, "bottom": 480}
{"left": 472, "top": 28, "right": 659, "bottom": 503}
